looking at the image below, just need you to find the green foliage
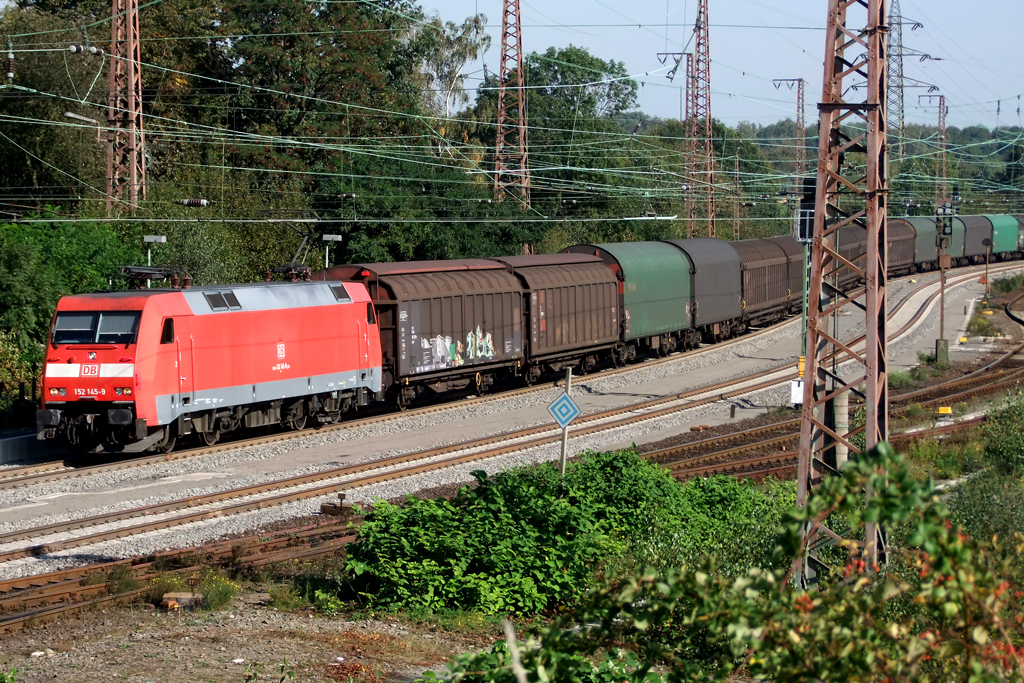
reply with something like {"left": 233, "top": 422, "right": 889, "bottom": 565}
{"left": 0, "top": 223, "right": 143, "bottom": 367}
{"left": 197, "top": 570, "right": 238, "bottom": 610}
{"left": 899, "top": 433, "right": 985, "bottom": 481}
{"left": 888, "top": 370, "right": 915, "bottom": 392}
{"left": 267, "top": 584, "right": 311, "bottom": 612}
{"left": 431, "top": 444, "right": 1024, "bottom": 683}
{"left": 345, "top": 449, "right": 791, "bottom": 614}
{"left": 106, "top": 565, "right": 141, "bottom": 595}
{"left": 144, "top": 573, "right": 188, "bottom": 605}
{"left": 993, "top": 273, "right": 1024, "bottom": 295}
{"left": 1, "top": 668, "right": 15, "bottom": 683}
{"left": 967, "top": 311, "right": 999, "bottom": 337}
{"left": 948, "top": 470, "right": 1024, "bottom": 544}
{"left": 421, "top": 641, "right": 659, "bottom": 683}
{"left": 983, "top": 395, "right": 1024, "bottom": 476}
{"left": 313, "top": 589, "right": 345, "bottom": 616}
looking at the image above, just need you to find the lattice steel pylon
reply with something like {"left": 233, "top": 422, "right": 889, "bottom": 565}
{"left": 107, "top": 0, "right": 146, "bottom": 214}
{"left": 732, "top": 146, "right": 741, "bottom": 240}
{"left": 692, "top": 0, "right": 715, "bottom": 237}
{"left": 919, "top": 94, "right": 947, "bottom": 205}
{"left": 887, "top": 0, "right": 904, "bottom": 159}
{"left": 797, "top": 0, "right": 889, "bottom": 583}
{"left": 684, "top": 52, "right": 695, "bottom": 236}
{"left": 493, "top": 0, "right": 530, "bottom": 207}
{"left": 773, "top": 78, "right": 807, "bottom": 176}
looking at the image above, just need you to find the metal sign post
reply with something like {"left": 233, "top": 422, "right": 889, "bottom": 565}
{"left": 547, "top": 368, "right": 580, "bottom": 478}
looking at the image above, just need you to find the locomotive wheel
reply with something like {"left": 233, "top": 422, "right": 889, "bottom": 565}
{"left": 66, "top": 423, "right": 97, "bottom": 453}
{"left": 287, "top": 413, "right": 307, "bottom": 431}
{"left": 199, "top": 429, "right": 220, "bottom": 446}
{"left": 152, "top": 426, "right": 176, "bottom": 454}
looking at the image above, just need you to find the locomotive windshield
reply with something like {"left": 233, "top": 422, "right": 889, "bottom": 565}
{"left": 52, "top": 312, "right": 141, "bottom": 345}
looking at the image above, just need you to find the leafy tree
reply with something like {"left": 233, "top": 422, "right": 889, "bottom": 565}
{"left": 417, "top": 14, "right": 490, "bottom": 119}
{"left": 0, "top": 223, "right": 142, "bottom": 366}
{"left": 0, "top": 8, "right": 108, "bottom": 208}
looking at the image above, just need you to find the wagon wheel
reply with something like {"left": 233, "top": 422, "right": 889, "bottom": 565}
{"left": 523, "top": 368, "right": 536, "bottom": 387}
{"left": 199, "top": 428, "right": 220, "bottom": 446}
{"left": 395, "top": 393, "right": 409, "bottom": 412}
{"left": 474, "top": 373, "right": 489, "bottom": 396}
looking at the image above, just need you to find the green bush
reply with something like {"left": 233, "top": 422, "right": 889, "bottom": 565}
{"left": 983, "top": 396, "right": 1024, "bottom": 475}
{"left": 888, "top": 370, "right": 914, "bottom": 392}
{"left": 106, "top": 565, "right": 141, "bottom": 595}
{"left": 197, "top": 570, "right": 238, "bottom": 610}
{"left": 144, "top": 573, "right": 188, "bottom": 605}
{"left": 992, "top": 272, "right": 1024, "bottom": 294}
{"left": 948, "top": 470, "right": 1024, "bottom": 542}
{"left": 421, "top": 641, "right": 659, "bottom": 683}
{"left": 967, "top": 311, "right": 998, "bottom": 337}
{"left": 345, "top": 449, "right": 792, "bottom": 614}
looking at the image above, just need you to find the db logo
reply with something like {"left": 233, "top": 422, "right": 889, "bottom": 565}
{"left": 277, "top": 343, "right": 286, "bottom": 359}
{"left": 81, "top": 364, "right": 100, "bottom": 377}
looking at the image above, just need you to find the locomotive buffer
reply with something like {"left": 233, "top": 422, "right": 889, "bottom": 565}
{"left": 547, "top": 369, "right": 581, "bottom": 478}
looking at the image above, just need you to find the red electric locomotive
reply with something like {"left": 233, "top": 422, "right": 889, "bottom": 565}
{"left": 36, "top": 281, "right": 383, "bottom": 452}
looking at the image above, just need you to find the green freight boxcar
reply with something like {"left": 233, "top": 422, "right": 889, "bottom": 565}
{"left": 563, "top": 241, "right": 692, "bottom": 347}
{"left": 984, "top": 214, "right": 1020, "bottom": 256}
{"left": 905, "top": 216, "right": 966, "bottom": 266}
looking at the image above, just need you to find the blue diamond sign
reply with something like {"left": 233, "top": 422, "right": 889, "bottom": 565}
{"left": 547, "top": 392, "right": 581, "bottom": 429}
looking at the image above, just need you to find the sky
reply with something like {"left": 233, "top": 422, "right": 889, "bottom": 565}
{"left": 421, "top": 0, "right": 1024, "bottom": 131}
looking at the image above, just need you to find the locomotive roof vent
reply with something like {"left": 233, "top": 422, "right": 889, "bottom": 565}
{"left": 204, "top": 290, "right": 242, "bottom": 312}
{"left": 329, "top": 285, "right": 352, "bottom": 303}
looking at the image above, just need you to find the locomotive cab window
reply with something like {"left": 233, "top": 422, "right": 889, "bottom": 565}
{"left": 367, "top": 303, "right": 376, "bottom": 325}
{"left": 160, "top": 318, "right": 174, "bottom": 344}
{"left": 52, "top": 311, "right": 140, "bottom": 345}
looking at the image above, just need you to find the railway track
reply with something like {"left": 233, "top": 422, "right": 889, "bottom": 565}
{"left": 0, "top": 271, "right": 1018, "bottom": 636}
{"left": 661, "top": 288, "right": 1024, "bottom": 481}
{"left": 0, "top": 521, "right": 358, "bottom": 634}
{"left": 1, "top": 260, "right": 1015, "bottom": 493}
{"left": 0, "top": 261, "right": 1005, "bottom": 570}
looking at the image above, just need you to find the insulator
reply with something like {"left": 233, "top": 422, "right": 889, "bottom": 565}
{"left": 87, "top": 46, "right": 104, "bottom": 56}
{"left": 68, "top": 44, "right": 85, "bottom": 54}
{"left": 6, "top": 53, "right": 12, "bottom": 81}
{"left": 180, "top": 198, "right": 210, "bottom": 207}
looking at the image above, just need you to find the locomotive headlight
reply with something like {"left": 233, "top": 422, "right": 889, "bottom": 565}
{"left": 49, "top": 387, "right": 58, "bottom": 396}
{"left": 123, "top": 387, "right": 132, "bottom": 396}
{"left": 115, "top": 388, "right": 123, "bottom": 395}
{"left": 59, "top": 388, "right": 66, "bottom": 396}
{"left": 116, "top": 387, "right": 132, "bottom": 396}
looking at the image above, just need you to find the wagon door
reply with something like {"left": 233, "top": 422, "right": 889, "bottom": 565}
{"left": 175, "top": 317, "right": 194, "bottom": 411}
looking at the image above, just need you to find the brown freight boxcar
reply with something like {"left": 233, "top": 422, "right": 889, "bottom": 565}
{"left": 888, "top": 219, "right": 917, "bottom": 274}
{"left": 731, "top": 239, "right": 791, "bottom": 324}
{"left": 763, "top": 235, "right": 804, "bottom": 312}
{"left": 317, "top": 260, "right": 524, "bottom": 407}
{"left": 492, "top": 253, "right": 619, "bottom": 381}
